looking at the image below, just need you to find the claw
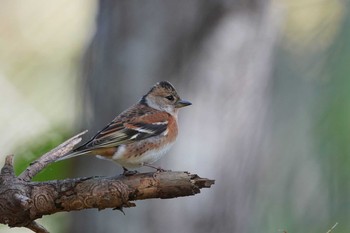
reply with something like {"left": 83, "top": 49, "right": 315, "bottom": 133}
{"left": 122, "top": 167, "right": 138, "bottom": 176}
{"left": 113, "top": 206, "right": 126, "bottom": 215}
{"left": 156, "top": 167, "right": 165, "bottom": 172}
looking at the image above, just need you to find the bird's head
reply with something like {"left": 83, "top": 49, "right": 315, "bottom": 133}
{"left": 141, "top": 81, "right": 191, "bottom": 115}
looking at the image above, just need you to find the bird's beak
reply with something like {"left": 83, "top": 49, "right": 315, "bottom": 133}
{"left": 175, "top": 99, "right": 192, "bottom": 108}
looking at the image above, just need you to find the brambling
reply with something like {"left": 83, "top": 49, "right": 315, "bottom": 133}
{"left": 58, "top": 81, "right": 191, "bottom": 173}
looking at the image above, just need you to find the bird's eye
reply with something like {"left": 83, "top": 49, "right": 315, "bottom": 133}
{"left": 165, "top": 95, "right": 174, "bottom": 101}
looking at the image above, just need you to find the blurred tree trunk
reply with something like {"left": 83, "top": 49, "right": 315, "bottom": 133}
{"left": 71, "top": 0, "right": 279, "bottom": 233}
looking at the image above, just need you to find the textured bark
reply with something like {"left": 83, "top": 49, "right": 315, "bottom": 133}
{"left": 0, "top": 133, "right": 214, "bottom": 233}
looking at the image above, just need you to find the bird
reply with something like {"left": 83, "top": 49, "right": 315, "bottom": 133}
{"left": 57, "top": 81, "right": 191, "bottom": 174}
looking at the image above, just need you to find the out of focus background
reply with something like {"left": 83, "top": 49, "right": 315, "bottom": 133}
{"left": 1, "top": 0, "right": 349, "bottom": 232}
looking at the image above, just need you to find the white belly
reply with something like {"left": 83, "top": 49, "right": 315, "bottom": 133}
{"left": 111, "top": 142, "right": 175, "bottom": 168}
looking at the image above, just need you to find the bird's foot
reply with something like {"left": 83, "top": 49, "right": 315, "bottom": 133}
{"left": 144, "top": 164, "right": 171, "bottom": 173}
{"left": 122, "top": 167, "right": 138, "bottom": 176}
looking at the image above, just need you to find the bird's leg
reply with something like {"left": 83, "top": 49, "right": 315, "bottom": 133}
{"left": 144, "top": 163, "right": 170, "bottom": 172}
{"left": 122, "top": 167, "right": 138, "bottom": 176}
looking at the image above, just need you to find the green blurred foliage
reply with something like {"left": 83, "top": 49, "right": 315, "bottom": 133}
{"left": 315, "top": 5, "right": 350, "bottom": 231}
{"left": 254, "top": 1, "right": 350, "bottom": 233}
{"left": 13, "top": 128, "right": 73, "bottom": 181}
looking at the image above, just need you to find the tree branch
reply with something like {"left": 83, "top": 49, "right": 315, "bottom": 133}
{"left": 19, "top": 130, "right": 88, "bottom": 182}
{"left": 0, "top": 132, "right": 214, "bottom": 232}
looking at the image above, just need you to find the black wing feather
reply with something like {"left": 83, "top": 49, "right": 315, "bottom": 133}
{"left": 74, "top": 121, "right": 168, "bottom": 151}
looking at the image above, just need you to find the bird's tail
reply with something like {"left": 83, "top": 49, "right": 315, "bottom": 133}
{"left": 55, "top": 149, "right": 91, "bottom": 162}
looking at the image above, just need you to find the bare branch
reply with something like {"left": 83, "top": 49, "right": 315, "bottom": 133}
{"left": 0, "top": 155, "right": 15, "bottom": 177}
{"left": 0, "top": 131, "right": 214, "bottom": 232}
{"left": 25, "top": 221, "right": 49, "bottom": 233}
{"left": 28, "top": 171, "right": 213, "bottom": 219}
{"left": 0, "top": 170, "right": 214, "bottom": 231}
{"left": 19, "top": 131, "right": 87, "bottom": 181}
{"left": 326, "top": 222, "right": 338, "bottom": 233}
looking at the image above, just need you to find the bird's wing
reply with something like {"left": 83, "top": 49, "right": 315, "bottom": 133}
{"left": 75, "top": 108, "right": 170, "bottom": 150}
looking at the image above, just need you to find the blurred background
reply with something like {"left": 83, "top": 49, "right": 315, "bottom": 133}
{"left": 0, "top": 0, "right": 349, "bottom": 232}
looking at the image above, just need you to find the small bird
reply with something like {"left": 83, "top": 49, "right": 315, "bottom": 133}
{"left": 57, "top": 81, "right": 191, "bottom": 173}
